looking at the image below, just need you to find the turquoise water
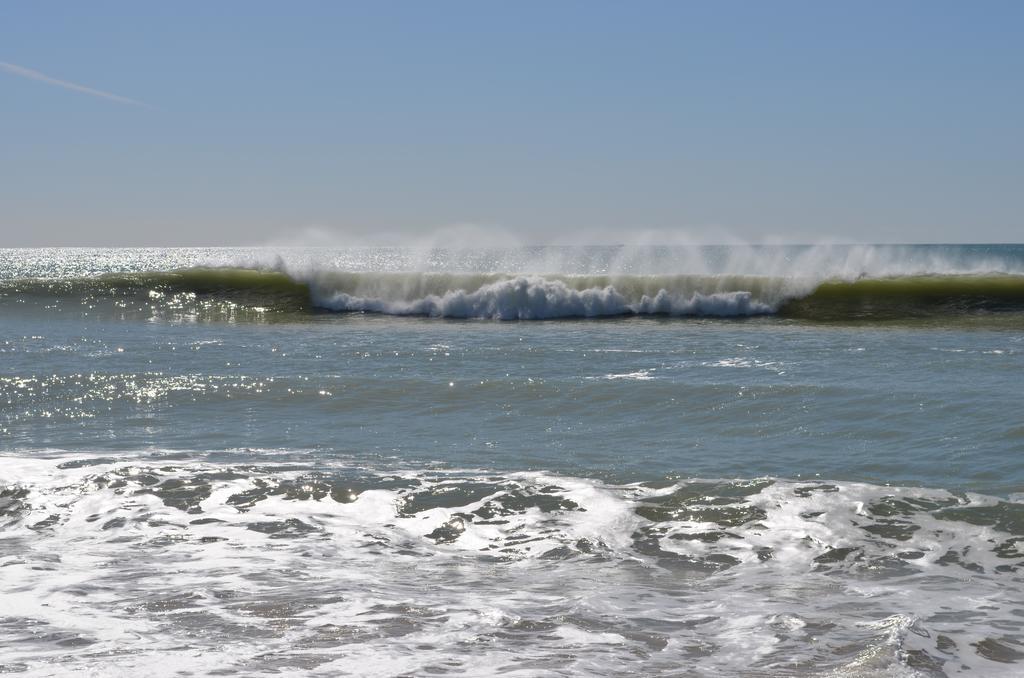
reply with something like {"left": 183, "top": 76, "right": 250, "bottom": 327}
{"left": 2, "top": 246, "right": 1023, "bottom": 676}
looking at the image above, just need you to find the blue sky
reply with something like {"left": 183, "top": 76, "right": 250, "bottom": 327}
{"left": 1, "top": 1, "right": 1022, "bottom": 245}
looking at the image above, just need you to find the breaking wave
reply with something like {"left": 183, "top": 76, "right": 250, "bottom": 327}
{"left": 3, "top": 267, "right": 1024, "bottom": 321}
{"left": 313, "top": 275, "right": 774, "bottom": 318}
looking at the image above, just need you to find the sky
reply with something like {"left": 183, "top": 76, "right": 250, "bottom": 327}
{"left": 1, "top": 1, "right": 1022, "bottom": 246}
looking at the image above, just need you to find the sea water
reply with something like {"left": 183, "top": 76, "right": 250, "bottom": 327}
{"left": 1, "top": 245, "right": 1023, "bottom": 676}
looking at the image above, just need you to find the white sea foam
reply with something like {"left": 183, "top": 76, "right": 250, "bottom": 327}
{"left": 2, "top": 453, "right": 1023, "bottom": 676}
{"left": 312, "top": 275, "right": 774, "bottom": 319}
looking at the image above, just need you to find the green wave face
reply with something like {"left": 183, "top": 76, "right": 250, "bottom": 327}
{"left": 146, "top": 268, "right": 314, "bottom": 309}
{"left": 0, "top": 268, "right": 315, "bottom": 323}
{"left": 779, "top": 275, "right": 1024, "bottom": 321}
{"left": 4, "top": 267, "right": 1024, "bottom": 323}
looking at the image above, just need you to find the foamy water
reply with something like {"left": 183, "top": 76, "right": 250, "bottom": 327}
{"left": 3, "top": 453, "right": 1023, "bottom": 676}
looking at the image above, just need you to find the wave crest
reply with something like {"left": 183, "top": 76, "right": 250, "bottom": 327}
{"left": 3, "top": 267, "right": 1024, "bottom": 321}
{"left": 313, "top": 276, "right": 772, "bottom": 319}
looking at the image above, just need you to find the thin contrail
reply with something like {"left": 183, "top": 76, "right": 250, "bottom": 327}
{"left": 0, "top": 61, "right": 149, "bottom": 107}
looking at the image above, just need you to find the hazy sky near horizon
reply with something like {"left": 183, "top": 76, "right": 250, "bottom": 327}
{"left": 1, "top": 1, "right": 1022, "bottom": 246}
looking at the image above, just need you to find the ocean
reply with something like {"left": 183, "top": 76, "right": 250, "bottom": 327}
{"left": 1, "top": 244, "right": 1023, "bottom": 676}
